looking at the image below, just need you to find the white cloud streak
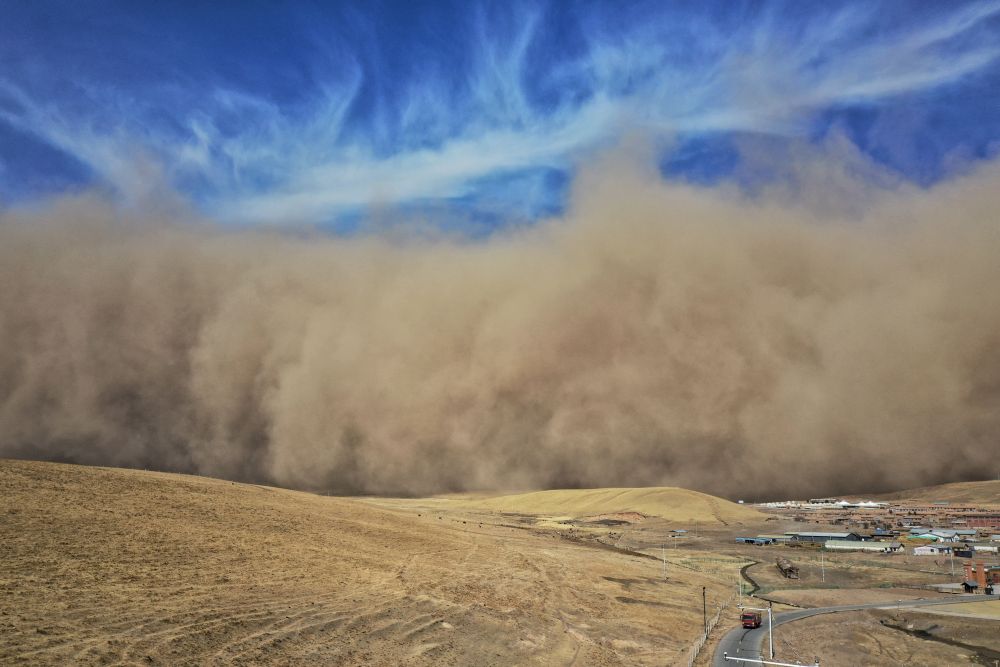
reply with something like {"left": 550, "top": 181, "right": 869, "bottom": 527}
{"left": 1, "top": 1, "right": 999, "bottom": 222}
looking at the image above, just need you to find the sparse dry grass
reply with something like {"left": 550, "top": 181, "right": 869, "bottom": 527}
{"left": 1, "top": 459, "right": 736, "bottom": 666}
{"left": 912, "top": 600, "right": 1000, "bottom": 619}
{"left": 746, "top": 548, "right": 972, "bottom": 595}
{"left": 774, "top": 609, "right": 1000, "bottom": 666}
{"left": 764, "top": 587, "right": 948, "bottom": 608}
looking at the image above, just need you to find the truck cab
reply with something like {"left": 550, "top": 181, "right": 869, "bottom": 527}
{"left": 741, "top": 611, "right": 762, "bottom": 629}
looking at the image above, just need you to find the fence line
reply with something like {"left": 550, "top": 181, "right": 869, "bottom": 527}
{"left": 683, "top": 592, "right": 736, "bottom": 667}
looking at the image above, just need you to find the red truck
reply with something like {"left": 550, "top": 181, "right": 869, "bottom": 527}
{"left": 741, "top": 611, "right": 762, "bottom": 629}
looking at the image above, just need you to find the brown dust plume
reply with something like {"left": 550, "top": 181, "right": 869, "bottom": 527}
{"left": 2, "top": 149, "right": 999, "bottom": 499}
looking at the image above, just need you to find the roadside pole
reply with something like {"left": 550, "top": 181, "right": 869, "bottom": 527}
{"left": 703, "top": 586, "right": 707, "bottom": 634}
{"left": 739, "top": 605, "right": 774, "bottom": 660}
{"left": 768, "top": 602, "right": 773, "bottom": 660}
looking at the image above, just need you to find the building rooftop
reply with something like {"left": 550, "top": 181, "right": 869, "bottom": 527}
{"left": 826, "top": 540, "right": 901, "bottom": 549}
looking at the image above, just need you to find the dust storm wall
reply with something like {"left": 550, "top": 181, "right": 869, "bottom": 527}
{"left": 2, "top": 153, "right": 999, "bottom": 499}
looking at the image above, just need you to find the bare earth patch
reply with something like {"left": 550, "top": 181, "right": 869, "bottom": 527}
{"left": 907, "top": 600, "right": 1000, "bottom": 619}
{"left": 772, "top": 609, "right": 1000, "bottom": 666}
{"left": 765, "top": 587, "right": 951, "bottom": 608}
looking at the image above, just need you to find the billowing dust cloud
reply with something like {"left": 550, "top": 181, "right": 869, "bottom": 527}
{"left": 2, "top": 151, "right": 1000, "bottom": 500}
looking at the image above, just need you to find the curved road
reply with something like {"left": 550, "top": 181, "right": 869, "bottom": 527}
{"left": 712, "top": 595, "right": 989, "bottom": 666}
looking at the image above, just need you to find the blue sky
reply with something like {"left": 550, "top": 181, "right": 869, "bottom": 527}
{"left": 2, "top": 1, "right": 999, "bottom": 227}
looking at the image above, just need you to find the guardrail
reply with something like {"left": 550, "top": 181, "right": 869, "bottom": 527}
{"left": 723, "top": 655, "right": 819, "bottom": 666}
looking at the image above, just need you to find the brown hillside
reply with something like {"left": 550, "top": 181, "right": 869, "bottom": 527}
{"left": 446, "top": 487, "right": 764, "bottom": 524}
{"left": 0, "top": 459, "right": 731, "bottom": 666}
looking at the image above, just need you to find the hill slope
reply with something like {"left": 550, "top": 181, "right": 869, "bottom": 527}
{"left": 451, "top": 487, "right": 763, "bottom": 524}
{"left": 871, "top": 479, "right": 1000, "bottom": 505}
{"left": 0, "top": 459, "right": 730, "bottom": 666}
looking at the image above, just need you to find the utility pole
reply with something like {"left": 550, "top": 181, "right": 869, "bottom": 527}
{"left": 703, "top": 586, "right": 707, "bottom": 634}
{"left": 661, "top": 545, "right": 667, "bottom": 580}
{"left": 768, "top": 601, "right": 774, "bottom": 659}
{"left": 820, "top": 551, "right": 825, "bottom": 583}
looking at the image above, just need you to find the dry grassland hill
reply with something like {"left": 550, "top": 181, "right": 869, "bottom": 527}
{"left": 871, "top": 479, "right": 1000, "bottom": 505}
{"left": 1, "top": 459, "right": 736, "bottom": 666}
{"left": 450, "top": 487, "right": 764, "bottom": 524}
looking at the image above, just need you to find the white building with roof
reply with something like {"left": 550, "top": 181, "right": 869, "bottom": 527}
{"left": 912, "top": 531, "right": 959, "bottom": 542}
{"left": 913, "top": 545, "right": 952, "bottom": 556}
{"left": 825, "top": 540, "right": 901, "bottom": 552}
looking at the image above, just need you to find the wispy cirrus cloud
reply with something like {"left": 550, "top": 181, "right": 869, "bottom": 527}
{"left": 1, "top": 1, "right": 999, "bottom": 224}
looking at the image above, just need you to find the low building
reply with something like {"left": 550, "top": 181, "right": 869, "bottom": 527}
{"left": 912, "top": 531, "right": 959, "bottom": 542}
{"left": 786, "top": 531, "right": 861, "bottom": 543}
{"left": 825, "top": 540, "right": 901, "bottom": 552}
{"left": 913, "top": 545, "right": 952, "bottom": 556}
{"left": 973, "top": 544, "right": 999, "bottom": 554}
{"left": 735, "top": 537, "right": 774, "bottom": 545}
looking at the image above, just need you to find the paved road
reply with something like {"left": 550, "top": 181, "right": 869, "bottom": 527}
{"left": 712, "top": 595, "right": 989, "bottom": 666}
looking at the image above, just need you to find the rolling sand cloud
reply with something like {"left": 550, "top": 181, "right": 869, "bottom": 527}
{"left": 2, "top": 145, "right": 999, "bottom": 499}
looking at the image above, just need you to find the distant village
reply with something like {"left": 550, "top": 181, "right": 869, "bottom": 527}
{"left": 735, "top": 496, "right": 1000, "bottom": 593}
